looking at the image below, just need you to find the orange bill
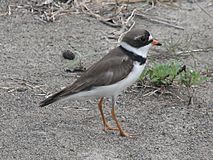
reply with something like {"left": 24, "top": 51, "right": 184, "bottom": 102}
{"left": 152, "top": 39, "right": 162, "bottom": 46}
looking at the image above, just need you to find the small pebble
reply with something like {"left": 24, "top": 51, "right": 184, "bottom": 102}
{"left": 62, "top": 50, "right": 75, "bottom": 60}
{"left": 16, "top": 87, "right": 27, "bottom": 92}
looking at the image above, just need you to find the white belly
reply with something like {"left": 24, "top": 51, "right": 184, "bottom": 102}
{"left": 68, "top": 62, "right": 145, "bottom": 99}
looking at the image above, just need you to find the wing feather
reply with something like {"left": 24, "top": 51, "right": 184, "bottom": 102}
{"left": 39, "top": 47, "right": 133, "bottom": 107}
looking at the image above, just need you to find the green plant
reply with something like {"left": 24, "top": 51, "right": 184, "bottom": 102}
{"left": 140, "top": 61, "right": 206, "bottom": 105}
{"left": 179, "top": 70, "right": 202, "bottom": 87}
{"left": 179, "top": 69, "right": 204, "bottom": 105}
{"left": 140, "top": 61, "right": 204, "bottom": 87}
{"left": 140, "top": 62, "right": 182, "bottom": 86}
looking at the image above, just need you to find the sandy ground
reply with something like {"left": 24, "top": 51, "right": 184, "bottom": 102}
{"left": 0, "top": 0, "right": 213, "bottom": 159}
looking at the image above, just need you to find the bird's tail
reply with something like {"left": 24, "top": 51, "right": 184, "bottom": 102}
{"left": 39, "top": 94, "right": 60, "bottom": 107}
{"left": 39, "top": 82, "right": 82, "bottom": 107}
{"left": 39, "top": 89, "right": 67, "bottom": 107}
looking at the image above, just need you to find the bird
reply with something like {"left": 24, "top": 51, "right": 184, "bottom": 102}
{"left": 39, "top": 28, "right": 162, "bottom": 137}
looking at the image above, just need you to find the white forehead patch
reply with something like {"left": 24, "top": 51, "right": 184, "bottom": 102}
{"left": 149, "top": 35, "right": 153, "bottom": 41}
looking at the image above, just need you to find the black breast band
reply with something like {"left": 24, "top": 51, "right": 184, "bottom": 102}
{"left": 119, "top": 46, "right": 147, "bottom": 65}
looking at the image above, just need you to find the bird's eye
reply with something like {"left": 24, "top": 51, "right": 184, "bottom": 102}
{"left": 140, "top": 36, "right": 146, "bottom": 42}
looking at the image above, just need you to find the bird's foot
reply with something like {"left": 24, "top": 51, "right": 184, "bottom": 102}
{"left": 119, "top": 131, "right": 137, "bottom": 138}
{"left": 103, "top": 123, "right": 119, "bottom": 131}
{"left": 103, "top": 126, "right": 119, "bottom": 131}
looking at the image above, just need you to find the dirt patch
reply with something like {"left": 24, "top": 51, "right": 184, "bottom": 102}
{"left": 0, "top": 0, "right": 213, "bottom": 159}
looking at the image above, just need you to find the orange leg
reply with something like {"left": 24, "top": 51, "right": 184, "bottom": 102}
{"left": 111, "top": 96, "right": 132, "bottom": 137}
{"left": 98, "top": 97, "right": 118, "bottom": 131}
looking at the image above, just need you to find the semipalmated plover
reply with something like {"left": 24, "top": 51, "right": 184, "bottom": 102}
{"left": 39, "top": 28, "right": 161, "bottom": 137}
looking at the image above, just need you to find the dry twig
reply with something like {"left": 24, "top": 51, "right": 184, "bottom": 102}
{"left": 195, "top": 0, "right": 213, "bottom": 19}
{"left": 0, "top": 5, "right": 12, "bottom": 16}
{"left": 142, "top": 89, "right": 160, "bottom": 97}
{"left": 135, "top": 13, "right": 184, "bottom": 30}
{"left": 176, "top": 48, "right": 213, "bottom": 55}
{"left": 118, "top": 9, "right": 137, "bottom": 42}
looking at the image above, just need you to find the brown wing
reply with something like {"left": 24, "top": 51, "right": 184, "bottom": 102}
{"left": 63, "top": 47, "right": 133, "bottom": 94}
{"left": 39, "top": 47, "right": 133, "bottom": 107}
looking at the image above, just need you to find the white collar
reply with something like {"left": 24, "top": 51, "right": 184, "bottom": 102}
{"left": 120, "top": 42, "right": 152, "bottom": 58}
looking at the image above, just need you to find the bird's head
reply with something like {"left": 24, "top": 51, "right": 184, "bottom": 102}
{"left": 120, "top": 28, "right": 162, "bottom": 57}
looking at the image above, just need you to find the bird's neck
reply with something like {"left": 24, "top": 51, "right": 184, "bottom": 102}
{"left": 120, "top": 42, "right": 151, "bottom": 58}
{"left": 119, "top": 44, "right": 147, "bottom": 65}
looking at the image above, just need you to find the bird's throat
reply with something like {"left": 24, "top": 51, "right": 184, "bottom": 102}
{"left": 119, "top": 45, "right": 147, "bottom": 65}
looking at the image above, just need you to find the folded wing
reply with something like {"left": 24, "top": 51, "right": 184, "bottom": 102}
{"left": 39, "top": 48, "right": 133, "bottom": 107}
